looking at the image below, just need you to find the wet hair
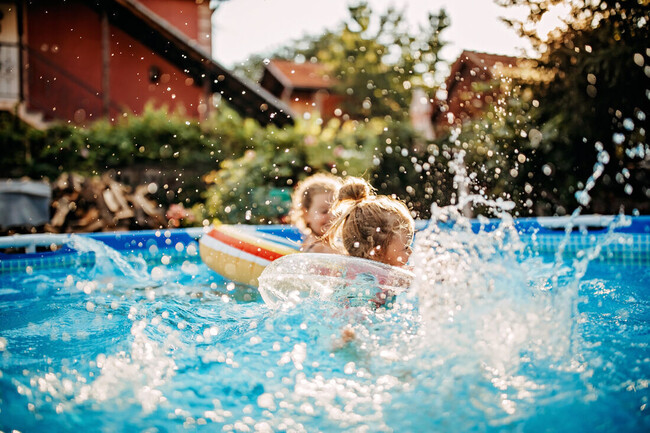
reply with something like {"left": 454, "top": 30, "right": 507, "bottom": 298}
{"left": 326, "top": 177, "right": 415, "bottom": 262}
{"left": 290, "top": 173, "right": 342, "bottom": 234}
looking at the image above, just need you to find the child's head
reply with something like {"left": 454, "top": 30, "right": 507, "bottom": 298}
{"left": 290, "top": 173, "right": 342, "bottom": 237}
{"left": 326, "top": 177, "right": 415, "bottom": 267}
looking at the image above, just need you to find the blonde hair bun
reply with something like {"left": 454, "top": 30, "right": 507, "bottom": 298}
{"left": 338, "top": 177, "right": 373, "bottom": 202}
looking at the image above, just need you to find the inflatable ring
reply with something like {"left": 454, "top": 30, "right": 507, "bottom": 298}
{"left": 258, "top": 253, "right": 414, "bottom": 309}
{"left": 199, "top": 224, "right": 300, "bottom": 287}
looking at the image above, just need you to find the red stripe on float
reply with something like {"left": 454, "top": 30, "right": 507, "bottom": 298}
{"left": 207, "top": 228, "right": 284, "bottom": 261}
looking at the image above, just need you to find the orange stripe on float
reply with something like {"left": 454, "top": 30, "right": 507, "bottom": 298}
{"left": 207, "top": 227, "right": 285, "bottom": 261}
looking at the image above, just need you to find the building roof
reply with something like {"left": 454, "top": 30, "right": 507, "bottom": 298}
{"left": 457, "top": 50, "right": 519, "bottom": 69}
{"left": 265, "top": 60, "right": 337, "bottom": 90}
{"left": 431, "top": 50, "right": 526, "bottom": 124}
{"left": 96, "top": 0, "right": 294, "bottom": 127}
{"left": 445, "top": 50, "right": 520, "bottom": 92}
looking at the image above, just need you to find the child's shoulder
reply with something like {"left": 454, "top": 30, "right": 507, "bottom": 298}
{"left": 302, "top": 238, "right": 338, "bottom": 254}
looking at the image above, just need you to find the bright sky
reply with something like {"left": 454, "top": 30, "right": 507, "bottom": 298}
{"left": 212, "top": 0, "right": 544, "bottom": 71}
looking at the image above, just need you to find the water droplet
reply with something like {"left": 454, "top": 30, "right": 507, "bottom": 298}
{"left": 598, "top": 150, "right": 610, "bottom": 164}
{"left": 633, "top": 53, "right": 644, "bottom": 67}
{"left": 612, "top": 133, "right": 625, "bottom": 145}
{"left": 616, "top": 173, "right": 625, "bottom": 184}
{"left": 637, "top": 110, "right": 646, "bottom": 121}
{"left": 575, "top": 190, "right": 591, "bottom": 206}
{"left": 257, "top": 393, "right": 275, "bottom": 410}
{"left": 151, "top": 266, "right": 164, "bottom": 279}
{"left": 623, "top": 118, "right": 635, "bottom": 131}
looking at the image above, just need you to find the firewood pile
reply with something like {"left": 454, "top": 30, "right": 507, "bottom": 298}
{"left": 46, "top": 173, "right": 168, "bottom": 233}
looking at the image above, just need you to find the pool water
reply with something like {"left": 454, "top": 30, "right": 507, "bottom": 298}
{"left": 0, "top": 221, "right": 649, "bottom": 432}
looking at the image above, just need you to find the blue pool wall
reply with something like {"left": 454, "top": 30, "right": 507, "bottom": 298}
{"left": 1, "top": 216, "right": 649, "bottom": 273}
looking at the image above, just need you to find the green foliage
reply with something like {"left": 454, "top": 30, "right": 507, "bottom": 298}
{"left": 199, "top": 112, "right": 461, "bottom": 224}
{"left": 369, "top": 121, "right": 455, "bottom": 219}
{"left": 201, "top": 118, "right": 388, "bottom": 224}
{"left": 45, "top": 105, "right": 228, "bottom": 171}
{"left": 236, "top": 1, "right": 449, "bottom": 121}
{"left": 449, "top": 84, "right": 559, "bottom": 217}
{"left": 0, "top": 111, "right": 47, "bottom": 177}
{"left": 2, "top": 104, "right": 245, "bottom": 178}
{"left": 1, "top": 104, "right": 259, "bottom": 209}
{"left": 493, "top": 0, "right": 649, "bottom": 214}
{"left": 3, "top": 100, "right": 456, "bottom": 225}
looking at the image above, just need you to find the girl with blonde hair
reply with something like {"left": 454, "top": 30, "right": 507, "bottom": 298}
{"left": 326, "top": 177, "right": 414, "bottom": 267}
{"left": 290, "top": 173, "right": 342, "bottom": 253}
{"left": 325, "top": 177, "right": 415, "bottom": 344}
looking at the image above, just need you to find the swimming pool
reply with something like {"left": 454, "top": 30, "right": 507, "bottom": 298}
{"left": 0, "top": 216, "right": 648, "bottom": 432}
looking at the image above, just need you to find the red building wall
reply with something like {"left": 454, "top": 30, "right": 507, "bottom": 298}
{"left": 24, "top": 0, "right": 205, "bottom": 124}
{"left": 109, "top": 25, "right": 204, "bottom": 118}
{"left": 281, "top": 90, "right": 344, "bottom": 122}
{"left": 318, "top": 92, "right": 345, "bottom": 121}
{"left": 444, "top": 66, "right": 497, "bottom": 126}
{"left": 25, "top": 3, "right": 104, "bottom": 122}
{"left": 139, "top": 0, "right": 211, "bottom": 53}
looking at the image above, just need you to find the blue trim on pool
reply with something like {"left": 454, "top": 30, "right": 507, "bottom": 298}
{"left": 1, "top": 216, "right": 649, "bottom": 273}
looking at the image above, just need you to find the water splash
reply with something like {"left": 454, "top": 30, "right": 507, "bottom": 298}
{"left": 574, "top": 142, "right": 609, "bottom": 207}
{"left": 23, "top": 319, "right": 178, "bottom": 417}
{"left": 68, "top": 235, "right": 152, "bottom": 289}
{"left": 399, "top": 144, "right": 641, "bottom": 424}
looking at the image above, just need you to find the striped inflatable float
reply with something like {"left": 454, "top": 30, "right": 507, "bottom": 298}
{"left": 199, "top": 224, "right": 300, "bottom": 287}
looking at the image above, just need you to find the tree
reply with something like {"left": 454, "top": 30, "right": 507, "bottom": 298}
{"left": 208, "top": 1, "right": 457, "bottom": 222}
{"left": 236, "top": 1, "right": 449, "bottom": 121}
{"left": 494, "top": 0, "right": 649, "bottom": 214}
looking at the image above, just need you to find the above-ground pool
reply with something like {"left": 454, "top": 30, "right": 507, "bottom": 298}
{"left": 0, "top": 215, "right": 648, "bottom": 432}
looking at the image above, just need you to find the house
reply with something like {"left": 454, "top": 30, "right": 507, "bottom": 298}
{"left": 259, "top": 59, "right": 343, "bottom": 121}
{"left": 0, "top": 0, "right": 293, "bottom": 128}
{"left": 431, "top": 50, "right": 529, "bottom": 132}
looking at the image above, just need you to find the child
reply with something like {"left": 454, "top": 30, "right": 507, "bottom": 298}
{"left": 326, "top": 177, "right": 414, "bottom": 268}
{"left": 324, "top": 177, "right": 415, "bottom": 348}
{"left": 290, "top": 173, "right": 342, "bottom": 253}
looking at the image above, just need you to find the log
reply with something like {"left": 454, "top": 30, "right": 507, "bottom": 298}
{"left": 130, "top": 185, "right": 167, "bottom": 227}
{"left": 47, "top": 172, "right": 170, "bottom": 233}
{"left": 75, "top": 207, "right": 100, "bottom": 228}
{"left": 109, "top": 180, "right": 131, "bottom": 210}
{"left": 50, "top": 197, "right": 70, "bottom": 228}
{"left": 102, "top": 188, "right": 120, "bottom": 213}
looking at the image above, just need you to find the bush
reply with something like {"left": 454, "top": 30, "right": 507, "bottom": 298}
{"left": 199, "top": 115, "right": 457, "bottom": 224}
{"left": 3, "top": 103, "right": 459, "bottom": 226}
